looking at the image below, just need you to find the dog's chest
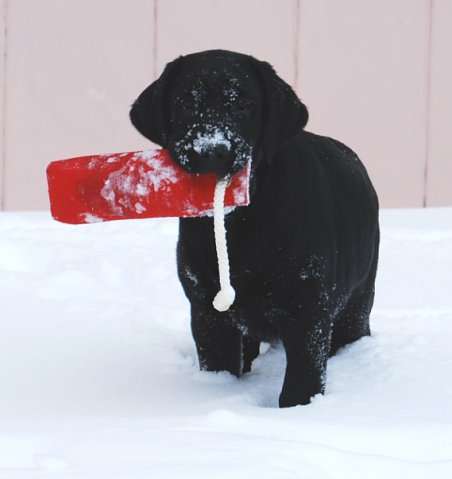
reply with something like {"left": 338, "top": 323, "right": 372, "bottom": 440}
{"left": 179, "top": 207, "right": 294, "bottom": 297}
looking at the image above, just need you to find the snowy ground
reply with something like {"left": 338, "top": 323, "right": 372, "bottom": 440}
{"left": 0, "top": 208, "right": 451, "bottom": 478}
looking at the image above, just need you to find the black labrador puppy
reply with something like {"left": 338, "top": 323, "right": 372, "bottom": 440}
{"left": 130, "top": 50, "right": 379, "bottom": 407}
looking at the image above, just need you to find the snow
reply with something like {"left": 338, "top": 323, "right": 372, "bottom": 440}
{"left": 0, "top": 207, "right": 452, "bottom": 478}
{"left": 82, "top": 213, "right": 104, "bottom": 224}
{"left": 100, "top": 150, "right": 179, "bottom": 216}
{"left": 193, "top": 129, "right": 232, "bottom": 154}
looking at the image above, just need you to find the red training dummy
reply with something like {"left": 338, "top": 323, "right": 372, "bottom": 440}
{"left": 47, "top": 149, "right": 250, "bottom": 224}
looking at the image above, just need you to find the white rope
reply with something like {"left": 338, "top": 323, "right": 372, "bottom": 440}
{"left": 212, "top": 177, "right": 236, "bottom": 312}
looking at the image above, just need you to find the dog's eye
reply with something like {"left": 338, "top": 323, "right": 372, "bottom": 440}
{"left": 175, "top": 93, "right": 196, "bottom": 115}
{"left": 225, "top": 88, "right": 254, "bottom": 113}
{"left": 224, "top": 87, "right": 239, "bottom": 103}
{"left": 176, "top": 94, "right": 190, "bottom": 107}
{"left": 236, "top": 98, "right": 254, "bottom": 114}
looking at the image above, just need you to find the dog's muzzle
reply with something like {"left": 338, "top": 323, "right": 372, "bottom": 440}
{"left": 172, "top": 126, "right": 252, "bottom": 177}
{"left": 184, "top": 144, "right": 233, "bottom": 177}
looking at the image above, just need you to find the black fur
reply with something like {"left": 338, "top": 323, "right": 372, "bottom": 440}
{"left": 130, "top": 50, "right": 379, "bottom": 407}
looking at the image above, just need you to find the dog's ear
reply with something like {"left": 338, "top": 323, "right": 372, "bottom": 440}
{"left": 253, "top": 60, "right": 308, "bottom": 160}
{"left": 129, "top": 57, "right": 182, "bottom": 147}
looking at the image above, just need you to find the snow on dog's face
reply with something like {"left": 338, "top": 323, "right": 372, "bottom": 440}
{"left": 167, "top": 56, "right": 261, "bottom": 177}
{"left": 130, "top": 50, "right": 309, "bottom": 176}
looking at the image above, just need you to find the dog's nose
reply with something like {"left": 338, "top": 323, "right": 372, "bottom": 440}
{"left": 206, "top": 144, "right": 229, "bottom": 166}
{"left": 196, "top": 145, "right": 231, "bottom": 176}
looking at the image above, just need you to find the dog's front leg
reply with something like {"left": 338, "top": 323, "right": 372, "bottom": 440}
{"left": 190, "top": 303, "right": 242, "bottom": 377}
{"left": 279, "top": 309, "right": 331, "bottom": 407}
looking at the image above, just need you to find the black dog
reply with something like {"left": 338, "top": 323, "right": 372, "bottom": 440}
{"left": 130, "top": 50, "right": 379, "bottom": 407}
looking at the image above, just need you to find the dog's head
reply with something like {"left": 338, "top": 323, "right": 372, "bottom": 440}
{"left": 130, "top": 50, "right": 308, "bottom": 177}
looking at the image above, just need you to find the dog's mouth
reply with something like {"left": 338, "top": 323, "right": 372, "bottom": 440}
{"left": 170, "top": 126, "right": 252, "bottom": 177}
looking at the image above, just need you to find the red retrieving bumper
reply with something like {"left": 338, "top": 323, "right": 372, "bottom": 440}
{"left": 47, "top": 149, "right": 250, "bottom": 224}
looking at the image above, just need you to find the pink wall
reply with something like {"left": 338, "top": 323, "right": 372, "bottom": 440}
{"left": 0, "top": 0, "right": 6, "bottom": 210}
{"left": 427, "top": 0, "right": 452, "bottom": 206}
{"left": 299, "top": 0, "right": 430, "bottom": 207}
{"left": 0, "top": 0, "right": 451, "bottom": 210}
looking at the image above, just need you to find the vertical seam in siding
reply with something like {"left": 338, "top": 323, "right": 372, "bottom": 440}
{"left": 423, "top": 0, "right": 434, "bottom": 207}
{"left": 1, "top": 0, "right": 8, "bottom": 211}
{"left": 293, "top": 0, "right": 300, "bottom": 91}
{"left": 153, "top": 0, "right": 158, "bottom": 79}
